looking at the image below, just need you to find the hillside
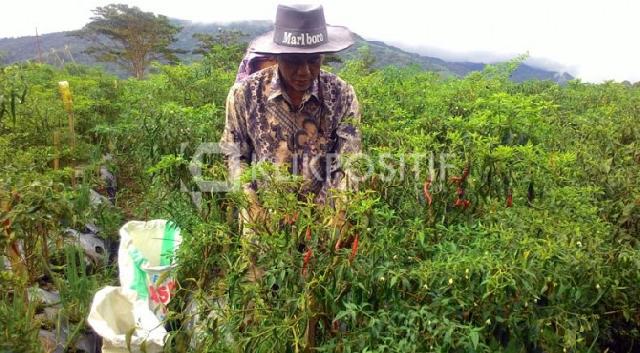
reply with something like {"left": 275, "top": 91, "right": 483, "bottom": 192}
{"left": 0, "top": 20, "right": 573, "bottom": 82}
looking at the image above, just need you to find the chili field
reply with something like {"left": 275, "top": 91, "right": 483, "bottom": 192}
{"left": 1, "top": 53, "right": 639, "bottom": 352}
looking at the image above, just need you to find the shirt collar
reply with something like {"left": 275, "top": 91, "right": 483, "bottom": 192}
{"left": 268, "top": 66, "right": 322, "bottom": 106}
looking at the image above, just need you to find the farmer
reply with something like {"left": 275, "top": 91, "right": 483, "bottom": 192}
{"left": 220, "top": 6, "right": 361, "bottom": 346}
{"left": 221, "top": 4, "right": 362, "bottom": 222}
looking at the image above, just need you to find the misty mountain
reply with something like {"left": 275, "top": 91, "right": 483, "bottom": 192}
{"left": 0, "top": 19, "right": 573, "bottom": 83}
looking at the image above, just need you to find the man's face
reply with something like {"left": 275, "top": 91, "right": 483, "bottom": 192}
{"left": 277, "top": 54, "right": 323, "bottom": 94}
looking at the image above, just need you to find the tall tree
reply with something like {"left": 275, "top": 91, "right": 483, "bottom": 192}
{"left": 75, "top": 4, "right": 181, "bottom": 79}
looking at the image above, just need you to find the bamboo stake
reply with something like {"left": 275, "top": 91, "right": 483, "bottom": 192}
{"left": 58, "top": 81, "right": 76, "bottom": 185}
{"left": 53, "top": 130, "right": 60, "bottom": 170}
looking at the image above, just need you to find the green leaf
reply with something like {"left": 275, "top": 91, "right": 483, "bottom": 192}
{"left": 470, "top": 330, "right": 479, "bottom": 349}
{"left": 417, "top": 231, "right": 425, "bottom": 247}
{"left": 444, "top": 326, "right": 453, "bottom": 345}
{"left": 126, "top": 327, "right": 135, "bottom": 352}
{"left": 20, "top": 86, "right": 27, "bottom": 103}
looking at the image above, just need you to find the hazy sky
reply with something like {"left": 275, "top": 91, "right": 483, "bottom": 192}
{"left": 1, "top": 0, "right": 638, "bottom": 83}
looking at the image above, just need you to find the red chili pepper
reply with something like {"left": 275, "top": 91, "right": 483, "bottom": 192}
{"left": 284, "top": 212, "right": 300, "bottom": 225}
{"left": 349, "top": 233, "right": 359, "bottom": 263}
{"left": 454, "top": 198, "right": 470, "bottom": 209}
{"left": 305, "top": 225, "right": 312, "bottom": 241}
{"left": 302, "top": 248, "right": 313, "bottom": 275}
{"left": 423, "top": 179, "right": 432, "bottom": 206}
{"left": 332, "top": 319, "right": 340, "bottom": 332}
{"left": 462, "top": 164, "right": 470, "bottom": 182}
{"left": 506, "top": 193, "right": 513, "bottom": 208}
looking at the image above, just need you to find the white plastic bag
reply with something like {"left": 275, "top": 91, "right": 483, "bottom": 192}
{"left": 88, "top": 219, "right": 182, "bottom": 352}
{"left": 87, "top": 286, "right": 166, "bottom": 353}
{"left": 118, "top": 219, "right": 181, "bottom": 320}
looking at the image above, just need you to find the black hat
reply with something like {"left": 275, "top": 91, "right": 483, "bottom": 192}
{"left": 251, "top": 4, "right": 354, "bottom": 54}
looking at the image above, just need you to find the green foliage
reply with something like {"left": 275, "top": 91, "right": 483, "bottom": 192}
{"left": 0, "top": 65, "right": 28, "bottom": 130}
{"left": 0, "top": 292, "right": 42, "bottom": 353}
{"left": 1, "top": 46, "right": 639, "bottom": 352}
{"left": 57, "top": 246, "right": 101, "bottom": 323}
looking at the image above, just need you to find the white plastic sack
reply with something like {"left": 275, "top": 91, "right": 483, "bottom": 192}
{"left": 87, "top": 286, "right": 166, "bottom": 353}
{"left": 118, "top": 219, "right": 181, "bottom": 320}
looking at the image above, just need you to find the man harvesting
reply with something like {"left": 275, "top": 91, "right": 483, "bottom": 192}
{"left": 220, "top": 5, "right": 361, "bottom": 346}
{"left": 220, "top": 4, "right": 362, "bottom": 223}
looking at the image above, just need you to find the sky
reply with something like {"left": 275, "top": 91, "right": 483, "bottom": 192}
{"left": 1, "top": 0, "right": 638, "bottom": 83}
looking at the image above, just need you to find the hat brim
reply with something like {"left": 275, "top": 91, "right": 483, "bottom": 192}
{"left": 250, "top": 25, "right": 354, "bottom": 54}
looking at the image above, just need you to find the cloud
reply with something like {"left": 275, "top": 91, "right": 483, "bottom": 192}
{"left": 1, "top": 0, "right": 638, "bottom": 82}
{"left": 388, "top": 42, "right": 579, "bottom": 77}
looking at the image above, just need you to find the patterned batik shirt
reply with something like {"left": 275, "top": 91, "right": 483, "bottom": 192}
{"left": 220, "top": 65, "right": 362, "bottom": 203}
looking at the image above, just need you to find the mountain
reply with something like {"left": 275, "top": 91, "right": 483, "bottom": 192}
{"left": 0, "top": 20, "right": 573, "bottom": 83}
